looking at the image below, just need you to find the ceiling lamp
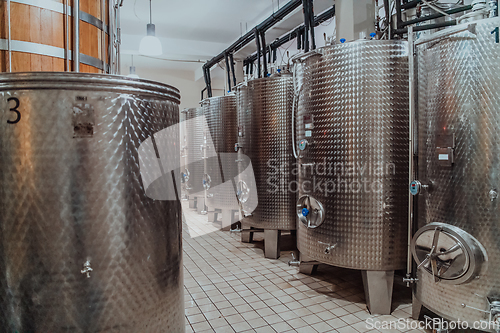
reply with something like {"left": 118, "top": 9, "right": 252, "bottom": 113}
{"left": 127, "top": 55, "right": 140, "bottom": 78}
{"left": 139, "top": 0, "right": 162, "bottom": 56}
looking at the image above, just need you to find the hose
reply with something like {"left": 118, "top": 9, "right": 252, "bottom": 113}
{"left": 291, "top": 60, "right": 300, "bottom": 159}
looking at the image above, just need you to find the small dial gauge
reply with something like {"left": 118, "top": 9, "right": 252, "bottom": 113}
{"left": 298, "top": 139, "right": 308, "bottom": 151}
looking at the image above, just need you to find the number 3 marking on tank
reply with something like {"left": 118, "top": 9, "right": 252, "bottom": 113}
{"left": 6, "top": 97, "right": 20, "bottom": 124}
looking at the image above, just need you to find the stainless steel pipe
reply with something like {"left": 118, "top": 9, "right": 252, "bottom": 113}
{"left": 73, "top": 0, "right": 80, "bottom": 72}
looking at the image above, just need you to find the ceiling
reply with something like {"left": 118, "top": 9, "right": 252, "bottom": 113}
{"left": 120, "top": 0, "right": 335, "bottom": 80}
{"left": 120, "top": 0, "right": 281, "bottom": 75}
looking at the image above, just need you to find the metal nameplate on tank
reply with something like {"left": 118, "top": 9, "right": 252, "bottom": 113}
{"left": 72, "top": 102, "right": 95, "bottom": 138}
{"left": 436, "top": 133, "right": 455, "bottom": 167}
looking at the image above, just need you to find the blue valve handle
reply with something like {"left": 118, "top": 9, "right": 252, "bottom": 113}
{"left": 302, "top": 208, "right": 310, "bottom": 217}
{"left": 340, "top": 38, "right": 346, "bottom": 43}
{"left": 370, "top": 32, "right": 376, "bottom": 38}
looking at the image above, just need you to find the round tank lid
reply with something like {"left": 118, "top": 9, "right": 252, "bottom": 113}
{"left": 411, "top": 222, "right": 487, "bottom": 285}
{"left": 0, "top": 72, "right": 180, "bottom": 104}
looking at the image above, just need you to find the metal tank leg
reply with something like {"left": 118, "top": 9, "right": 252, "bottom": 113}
{"left": 241, "top": 223, "right": 254, "bottom": 243}
{"left": 412, "top": 292, "right": 423, "bottom": 320}
{"left": 361, "top": 270, "right": 394, "bottom": 315}
{"left": 207, "top": 207, "right": 216, "bottom": 222}
{"left": 221, "top": 209, "right": 236, "bottom": 231}
{"left": 189, "top": 196, "right": 196, "bottom": 209}
{"left": 298, "top": 253, "right": 319, "bottom": 275}
{"left": 196, "top": 196, "right": 206, "bottom": 214}
{"left": 264, "top": 229, "right": 281, "bottom": 259}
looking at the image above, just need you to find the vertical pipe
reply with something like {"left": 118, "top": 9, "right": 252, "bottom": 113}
{"left": 302, "top": 0, "right": 310, "bottom": 52}
{"left": 116, "top": 4, "right": 121, "bottom": 74}
{"left": 255, "top": 28, "right": 261, "bottom": 78}
{"left": 407, "top": 25, "right": 414, "bottom": 283}
{"left": 73, "top": 0, "right": 80, "bottom": 72}
{"left": 101, "top": 0, "right": 106, "bottom": 73}
{"left": 260, "top": 31, "right": 267, "bottom": 77}
{"left": 384, "top": 0, "right": 390, "bottom": 37}
{"left": 309, "top": 0, "right": 316, "bottom": 50}
{"left": 224, "top": 52, "right": 232, "bottom": 92}
{"left": 297, "top": 28, "right": 302, "bottom": 49}
{"left": 109, "top": 0, "right": 114, "bottom": 74}
{"left": 7, "top": 0, "right": 12, "bottom": 72}
{"left": 229, "top": 53, "right": 237, "bottom": 87}
{"left": 206, "top": 68, "right": 213, "bottom": 98}
{"left": 65, "top": 0, "right": 70, "bottom": 71}
{"left": 396, "top": 0, "right": 402, "bottom": 30}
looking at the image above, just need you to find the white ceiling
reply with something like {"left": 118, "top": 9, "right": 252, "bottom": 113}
{"left": 120, "top": 0, "right": 279, "bottom": 74}
{"left": 120, "top": 0, "right": 335, "bottom": 79}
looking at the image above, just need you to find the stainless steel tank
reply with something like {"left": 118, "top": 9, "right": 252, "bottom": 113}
{"left": 411, "top": 17, "right": 500, "bottom": 329}
{"left": 180, "top": 109, "right": 188, "bottom": 200}
{"left": 0, "top": 72, "right": 184, "bottom": 332}
{"left": 184, "top": 107, "right": 205, "bottom": 211}
{"left": 295, "top": 40, "right": 409, "bottom": 314}
{"left": 202, "top": 95, "right": 239, "bottom": 228}
{"left": 236, "top": 74, "right": 296, "bottom": 259}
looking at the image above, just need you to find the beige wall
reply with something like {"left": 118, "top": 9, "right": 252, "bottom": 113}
{"left": 131, "top": 67, "right": 226, "bottom": 111}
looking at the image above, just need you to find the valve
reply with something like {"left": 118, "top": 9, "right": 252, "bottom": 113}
{"left": 340, "top": 38, "right": 346, "bottom": 43}
{"left": 302, "top": 208, "right": 309, "bottom": 217}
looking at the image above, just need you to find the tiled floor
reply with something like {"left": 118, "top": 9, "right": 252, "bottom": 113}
{"left": 182, "top": 201, "right": 422, "bottom": 333}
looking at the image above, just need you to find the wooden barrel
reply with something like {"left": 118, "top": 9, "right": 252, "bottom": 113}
{"left": 0, "top": 0, "right": 110, "bottom": 73}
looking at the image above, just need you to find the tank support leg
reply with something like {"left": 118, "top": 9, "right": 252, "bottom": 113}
{"left": 221, "top": 209, "right": 236, "bottom": 231}
{"left": 361, "top": 270, "right": 394, "bottom": 315}
{"left": 241, "top": 224, "right": 254, "bottom": 243}
{"left": 412, "top": 292, "right": 423, "bottom": 320}
{"left": 189, "top": 196, "right": 196, "bottom": 209}
{"left": 196, "top": 196, "right": 206, "bottom": 214}
{"left": 207, "top": 207, "right": 216, "bottom": 222}
{"left": 298, "top": 253, "right": 318, "bottom": 275}
{"left": 264, "top": 229, "right": 281, "bottom": 259}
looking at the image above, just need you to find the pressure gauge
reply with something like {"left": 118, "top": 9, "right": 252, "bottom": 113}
{"left": 298, "top": 139, "right": 308, "bottom": 151}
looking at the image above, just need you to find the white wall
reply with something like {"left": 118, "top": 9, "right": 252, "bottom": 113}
{"left": 130, "top": 67, "right": 225, "bottom": 110}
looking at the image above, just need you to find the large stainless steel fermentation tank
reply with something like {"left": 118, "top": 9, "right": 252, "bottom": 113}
{"left": 0, "top": 73, "right": 184, "bottom": 332}
{"left": 202, "top": 95, "right": 240, "bottom": 229}
{"left": 411, "top": 17, "right": 500, "bottom": 329}
{"left": 236, "top": 74, "right": 296, "bottom": 259}
{"left": 184, "top": 107, "right": 205, "bottom": 213}
{"left": 295, "top": 40, "right": 409, "bottom": 314}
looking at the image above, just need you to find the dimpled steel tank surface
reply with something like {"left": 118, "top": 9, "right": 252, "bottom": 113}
{"left": 295, "top": 41, "right": 409, "bottom": 314}
{"left": 412, "top": 18, "right": 500, "bottom": 326}
{"left": 237, "top": 75, "right": 296, "bottom": 259}
{"left": 202, "top": 96, "right": 239, "bottom": 213}
{"left": 0, "top": 73, "right": 184, "bottom": 332}
{"left": 184, "top": 107, "right": 205, "bottom": 211}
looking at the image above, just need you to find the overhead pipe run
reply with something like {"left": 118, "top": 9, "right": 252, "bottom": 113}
{"left": 393, "top": 1, "right": 473, "bottom": 35}
{"left": 203, "top": 0, "right": 303, "bottom": 97}
{"left": 244, "top": 5, "right": 335, "bottom": 66}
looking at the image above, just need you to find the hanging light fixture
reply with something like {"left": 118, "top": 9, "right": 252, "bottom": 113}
{"left": 139, "top": 0, "right": 162, "bottom": 56}
{"left": 127, "top": 55, "right": 140, "bottom": 78}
